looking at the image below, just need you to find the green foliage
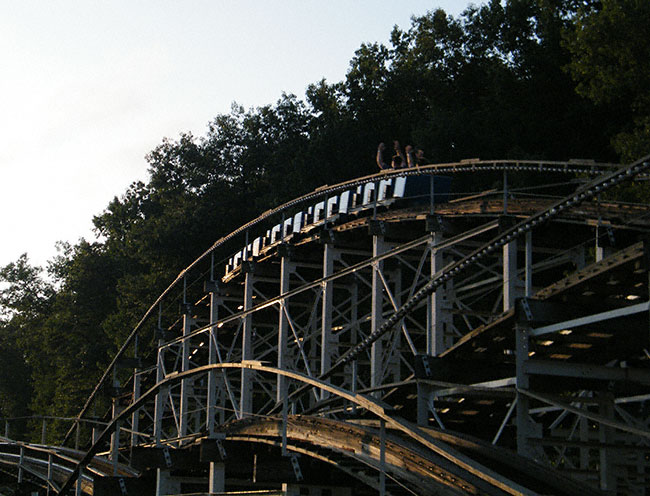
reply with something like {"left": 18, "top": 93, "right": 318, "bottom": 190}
{"left": 0, "top": 255, "right": 50, "bottom": 435}
{"left": 564, "top": 0, "right": 650, "bottom": 160}
{"left": 2, "top": 0, "right": 649, "bottom": 442}
{"left": 0, "top": 247, "right": 119, "bottom": 441}
{"left": 0, "top": 254, "right": 53, "bottom": 321}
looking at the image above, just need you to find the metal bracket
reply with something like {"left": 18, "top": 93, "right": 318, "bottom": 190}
{"left": 179, "top": 302, "right": 196, "bottom": 315}
{"left": 318, "top": 228, "right": 335, "bottom": 245}
{"left": 421, "top": 355, "right": 432, "bottom": 377}
{"left": 290, "top": 454, "right": 303, "bottom": 481}
{"left": 425, "top": 214, "right": 443, "bottom": 233}
{"left": 368, "top": 219, "right": 386, "bottom": 236}
{"left": 498, "top": 215, "right": 517, "bottom": 232}
{"left": 278, "top": 243, "right": 294, "bottom": 259}
{"left": 216, "top": 439, "right": 227, "bottom": 459}
{"left": 520, "top": 298, "right": 534, "bottom": 322}
{"left": 242, "top": 260, "right": 256, "bottom": 274}
{"left": 204, "top": 280, "right": 220, "bottom": 293}
{"left": 163, "top": 446, "right": 173, "bottom": 468}
{"left": 118, "top": 477, "right": 128, "bottom": 495}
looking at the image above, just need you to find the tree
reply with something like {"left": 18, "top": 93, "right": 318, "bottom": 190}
{"left": 564, "top": 0, "right": 650, "bottom": 161}
{"left": 338, "top": 1, "right": 618, "bottom": 165}
{"left": 0, "top": 255, "right": 52, "bottom": 436}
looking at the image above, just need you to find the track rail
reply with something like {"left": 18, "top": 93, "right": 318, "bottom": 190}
{"left": 0, "top": 440, "right": 137, "bottom": 494}
{"left": 223, "top": 415, "right": 602, "bottom": 496}
{"left": 56, "top": 363, "right": 586, "bottom": 495}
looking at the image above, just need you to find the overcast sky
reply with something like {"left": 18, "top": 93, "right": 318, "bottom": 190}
{"left": 1, "top": 0, "right": 470, "bottom": 270}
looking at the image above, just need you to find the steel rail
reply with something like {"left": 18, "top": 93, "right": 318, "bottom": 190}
{"left": 62, "top": 159, "right": 619, "bottom": 445}
{"left": 226, "top": 417, "right": 480, "bottom": 495}
{"left": 56, "top": 363, "right": 543, "bottom": 496}
{"left": 213, "top": 435, "right": 423, "bottom": 495}
{"left": 0, "top": 441, "right": 132, "bottom": 494}
{"left": 225, "top": 415, "right": 600, "bottom": 496}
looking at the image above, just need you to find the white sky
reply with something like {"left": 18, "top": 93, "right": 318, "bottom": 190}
{"left": 1, "top": 0, "right": 471, "bottom": 270}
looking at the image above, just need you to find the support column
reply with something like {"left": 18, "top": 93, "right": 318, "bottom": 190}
{"left": 598, "top": 392, "right": 616, "bottom": 492}
{"left": 110, "top": 399, "right": 123, "bottom": 474}
{"left": 240, "top": 269, "right": 254, "bottom": 417}
{"left": 130, "top": 370, "right": 141, "bottom": 447}
{"left": 525, "top": 231, "right": 533, "bottom": 297}
{"left": 154, "top": 344, "right": 165, "bottom": 445}
{"left": 371, "top": 236, "right": 386, "bottom": 392}
{"left": 46, "top": 453, "right": 52, "bottom": 496}
{"left": 92, "top": 425, "right": 100, "bottom": 445}
{"left": 74, "top": 421, "right": 81, "bottom": 450}
{"left": 416, "top": 382, "right": 432, "bottom": 426}
{"left": 387, "top": 267, "right": 402, "bottom": 381}
{"left": 18, "top": 446, "right": 23, "bottom": 483}
{"left": 348, "top": 281, "right": 359, "bottom": 399}
{"left": 515, "top": 325, "right": 542, "bottom": 459}
{"left": 180, "top": 312, "right": 195, "bottom": 438}
{"left": 573, "top": 245, "right": 587, "bottom": 270}
{"left": 595, "top": 225, "right": 613, "bottom": 262}
{"left": 207, "top": 287, "right": 222, "bottom": 437}
{"left": 209, "top": 461, "right": 225, "bottom": 493}
{"left": 321, "top": 244, "right": 337, "bottom": 398}
{"left": 503, "top": 239, "right": 518, "bottom": 312}
{"left": 111, "top": 423, "right": 121, "bottom": 475}
{"left": 428, "top": 232, "right": 444, "bottom": 356}
{"left": 156, "top": 469, "right": 182, "bottom": 496}
{"left": 75, "top": 468, "right": 83, "bottom": 496}
{"left": 154, "top": 302, "right": 166, "bottom": 446}
{"left": 278, "top": 257, "right": 294, "bottom": 404}
{"left": 579, "top": 414, "right": 589, "bottom": 470}
{"left": 379, "top": 419, "right": 386, "bottom": 496}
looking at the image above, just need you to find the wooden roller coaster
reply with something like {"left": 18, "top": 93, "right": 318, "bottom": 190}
{"left": 2, "top": 156, "right": 650, "bottom": 495}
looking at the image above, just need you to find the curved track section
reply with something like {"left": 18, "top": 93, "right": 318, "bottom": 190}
{"left": 221, "top": 415, "right": 602, "bottom": 496}
{"left": 0, "top": 440, "right": 137, "bottom": 494}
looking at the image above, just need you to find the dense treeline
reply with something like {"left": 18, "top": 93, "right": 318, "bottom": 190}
{"left": 1, "top": 0, "right": 649, "bottom": 441}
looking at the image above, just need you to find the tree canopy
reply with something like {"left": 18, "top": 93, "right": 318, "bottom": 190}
{"left": 1, "top": 0, "right": 649, "bottom": 441}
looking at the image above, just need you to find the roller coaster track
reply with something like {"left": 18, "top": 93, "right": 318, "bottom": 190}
{"left": 2, "top": 156, "right": 650, "bottom": 496}
{"left": 0, "top": 439, "right": 137, "bottom": 494}
{"left": 67, "top": 159, "right": 623, "bottom": 433}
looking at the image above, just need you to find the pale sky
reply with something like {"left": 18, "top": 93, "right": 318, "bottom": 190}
{"left": 1, "top": 0, "right": 471, "bottom": 270}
